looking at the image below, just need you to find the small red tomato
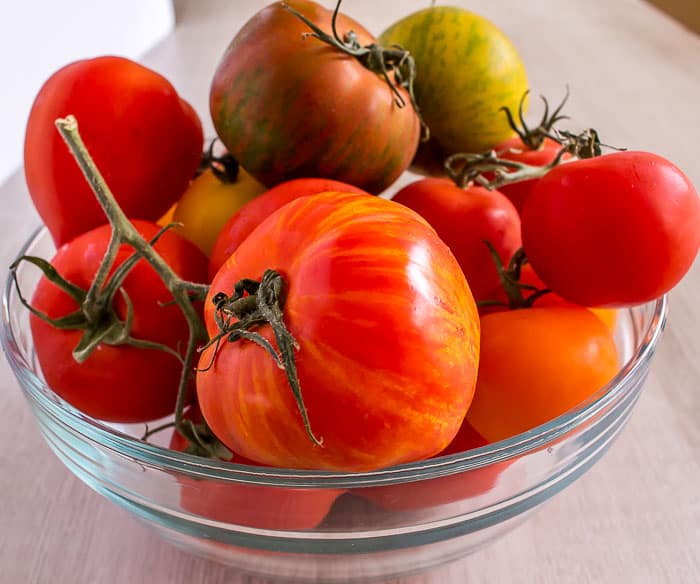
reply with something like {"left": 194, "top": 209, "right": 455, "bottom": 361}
{"left": 29, "top": 221, "right": 208, "bottom": 422}
{"left": 25, "top": 56, "right": 204, "bottom": 246}
{"left": 391, "top": 177, "right": 521, "bottom": 303}
{"left": 467, "top": 307, "right": 620, "bottom": 442}
{"left": 198, "top": 191, "right": 480, "bottom": 472}
{"left": 521, "top": 151, "right": 700, "bottom": 307}
{"left": 169, "top": 407, "right": 344, "bottom": 530}
{"left": 208, "top": 177, "right": 369, "bottom": 278}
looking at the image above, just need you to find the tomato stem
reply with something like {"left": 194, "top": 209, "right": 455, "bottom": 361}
{"left": 201, "top": 270, "right": 323, "bottom": 448}
{"left": 197, "top": 138, "right": 240, "bottom": 184}
{"left": 281, "top": 0, "right": 429, "bottom": 140}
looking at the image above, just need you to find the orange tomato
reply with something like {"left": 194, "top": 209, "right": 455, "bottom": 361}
{"left": 467, "top": 307, "right": 619, "bottom": 442}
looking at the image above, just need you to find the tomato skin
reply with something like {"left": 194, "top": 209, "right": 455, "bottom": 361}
{"left": 494, "top": 136, "right": 564, "bottom": 213}
{"left": 209, "top": 1, "right": 420, "bottom": 193}
{"left": 391, "top": 178, "right": 522, "bottom": 303}
{"left": 522, "top": 151, "right": 700, "bottom": 307}
{"left": 208, "top": 177, "right": 369, "bottom": 279}
{"left": 30, "top": 221, "right": 208, "bottom": 422}
{"left": 197, "top": 191, "right": 480, "bottom": 472}
{"left": 169, "top": 408, "right": 343, "bottom": 530}
{"left": 172, "top": 168, "right": 266, "bottom": 256}
{"left": 24, "top": 56, "right": 204, "bottom": 247}
{"left": 467, "top": 307, "right": 619, "bottom": 442}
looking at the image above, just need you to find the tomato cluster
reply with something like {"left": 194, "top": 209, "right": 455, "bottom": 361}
{"left": 15, "top": 0, "right": 700, "bottom": 523}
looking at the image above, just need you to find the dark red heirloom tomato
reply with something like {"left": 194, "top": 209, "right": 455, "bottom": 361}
{"left": 494, "top": 135, "right": 565, "bottom": 213}
{"left": 356, "top": 421, "right": 510, "bottom": 512}
{"left": 169, "top": 408, "right": 343, "bottom": 530}
{"left": 209, "top": 0, "right": 420, "bottom": 193}
{"left": 197, "top": 191, "right": 480, "bottom": 472}
{"left": 29, "top": 221, "right": 208, "bottom": 422}
{"left": 209, "top": 177, "right": 369, "bottom": 278}
{"left": 25, "top": 56, "right": 203, "bottom": 246}
{"left": 521, "top": 151, "right": 700, "bottom": 307}
{"left": 391, "top": 178, "right": 521, "bottom": 303}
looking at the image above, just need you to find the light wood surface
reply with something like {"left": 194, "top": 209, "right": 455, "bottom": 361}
{"left": 2, "top": 2, "right": 699, "bottom": 583}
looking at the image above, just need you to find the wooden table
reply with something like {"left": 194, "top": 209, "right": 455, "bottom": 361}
{"left": 2, "top": 1, "right": 699, "bottom": 582}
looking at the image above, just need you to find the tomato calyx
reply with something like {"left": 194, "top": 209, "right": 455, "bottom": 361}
{"left": 200, "top": 270, "right": 324, "bottom": 448}
{"left": 478, "top": 244, "right": 551, "bottom": 310}
{"left": 196, "top": 138, "right": 240, "bottom": 184}
{"left": 282, "top": 0, "right": 428, "bottom": 139}
{"left": 501, "top": 88, "right": 571, "bottom": 151}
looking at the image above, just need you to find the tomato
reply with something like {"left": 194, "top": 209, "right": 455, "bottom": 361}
{"left": 209, "top": 0, "right": 420, "bottom": 193}
{"left": 197, "top": 191, "right": 480, "bottom": 472}
{"left": 391, "top": 178, "right": 521, "bottom": 303}
{"left": 379, "top": 6, "right": 528, "bottom": 156}
{"left": 356, "top": 422, "right": 510, "bottom": 511}
{"left": 208, "top": 177, "right": 369, "bottom": 278}
{"left": 172, "top": 167, "right": 266, "bottom": 256}
{"left": 28, "top": 221, "right": 208, "bottom": 422}
{"left": 169, "top": 407, "right": 343, "bottom": 530}
{"left": 521, "top": 151, "right": 700, "bottom": 307}
{"left": 494, "top": 136, "right": 565, "bottom": 213}
{"left": 466, "top": 307, "right": 619, "bottom": 442}
{"left": 24, "top": 56, "right": 204, "bottom": 247}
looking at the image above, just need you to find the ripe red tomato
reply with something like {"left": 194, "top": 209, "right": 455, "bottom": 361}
{"left": 356, "top": 422, "right": 510, "bottom": 511}
{"left": 197, "top": 191, "right": 480, "bottom": 472}
{"left": 494, "top": 136, "right": 564, "bottom": 213}
{"left": 29, "top": 221, "right": 208, "bottom": 422}
{"left": 169, "top": 407, "right": 343, "bottom": 530}
{"left": 467, "top": 307, "right": 620, "bottom": 442}
{"left": 209, "top": 177, "right": 369, "bottom": 278}
{"left": 521, "top": 151, "right": 700, "bottom": 307}
{"left": 209, "top": 0, "right": 420, "bottom": 193}
{"left": 25, "top": 56, "right": 204, "bottom": 246}
{"left": 391, "top": 178, "right": 521, "bottom": 303}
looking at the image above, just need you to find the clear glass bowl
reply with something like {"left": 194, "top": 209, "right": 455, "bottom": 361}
{"left": 1, "top": 228, "right": 667, "bottom": 583}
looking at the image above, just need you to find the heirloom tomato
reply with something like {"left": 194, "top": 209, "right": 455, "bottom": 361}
{"left": 391, "top": 178, "right": 521, "bottom": 303}
{"left": 169, "top": 407, "right": 343, "bottom": 530}
{"left": 209, "top": 0, "right": 420, "bottom": 193}
{"left": 28, "top": 221, "right": 208, "bottom": 422}
{"left": 357, "top": 422, "right": 510, "bottom": 511}
{"left": 208, "top": 177, "right": 369, "bottom": 278}
{"left": 24, "top": 56, "right": 203, "bottom": 246}
{"left": 379, "top": 6, "right": 528, "bottom": 156}
{"left": 172, "top": 167, "right": 266, "bottom": 256}
{"left": 467, "top": 307, "right": 619, "bottom": 442}
{"left": 521, "top": 151, "right": 700, "bottom": 307}
{"left": 197, "top": 191, "right": 480, "bottom": 472}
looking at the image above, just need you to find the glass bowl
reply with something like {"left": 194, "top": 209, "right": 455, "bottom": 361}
{"left": 1, "top": 227, "right": 667, "bottom": 583}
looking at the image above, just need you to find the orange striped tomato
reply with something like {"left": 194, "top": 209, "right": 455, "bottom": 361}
{"left": 196, "top": 191, "right": 480, "bottom": 472}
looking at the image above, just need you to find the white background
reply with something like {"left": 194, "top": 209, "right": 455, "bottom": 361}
{"left": 0, "top": 0, "right": 175, "bottom": 187}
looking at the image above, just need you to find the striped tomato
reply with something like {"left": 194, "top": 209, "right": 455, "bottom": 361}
{"left": 196, "top": 191, "right": 480, "bottom": 472}
{"left": 210, "top": 0, "right": 420, "bottom": 193}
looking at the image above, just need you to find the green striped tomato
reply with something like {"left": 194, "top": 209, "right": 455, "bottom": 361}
{"left": 379, "top": 6, "right": 528, "bottom": 156}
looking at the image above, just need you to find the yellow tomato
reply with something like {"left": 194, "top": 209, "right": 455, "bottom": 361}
{"left": 590, "top": 308, "right": 618, "bottom": 334}
{"left": 169, "top": 167, "right": 266, "bottom": 256}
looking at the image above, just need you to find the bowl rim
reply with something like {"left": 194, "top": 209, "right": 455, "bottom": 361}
{"left": 1, "top": 226, "right": 667, "bottom": 489}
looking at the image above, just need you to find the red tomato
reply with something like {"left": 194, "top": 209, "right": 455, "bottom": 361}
{"left": 521, "top": 151, "right": 700, "bottom": 307}
{"left": 25, "top": 56, "right": 203, "bottom": 246}
{"left": 357, "top": 422, "right": 510, "bottom": 511}
{"left": 494, "top": 136, "right": 564, "bottom": 213}
{"left": 209, "top": 0, "right": 420, "bottom": 193}
{"left": 391, "top": 178, "right": 521, "bottom": 303}
{"left": 197, "top": 191, "right": 480, "bottom": 472}
{"left": 209, "top": 177, "right": 369, "bottom": 278}
{"left": 467, "top": 307, "right": 620, "bottom": 442}
{"left": 29, "top": 221, "right": 208, "bottom": 422}
{"left": 169, "top": 407, "right": 343, "bottom": 530}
